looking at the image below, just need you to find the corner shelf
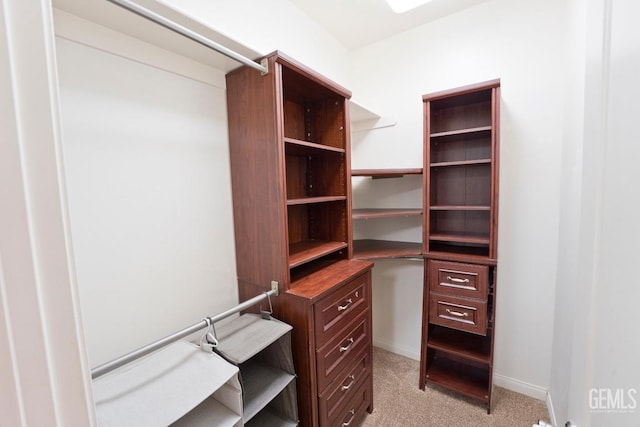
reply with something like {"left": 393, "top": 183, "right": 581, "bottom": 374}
{"left": 353, "top": 239, "right": 422, "bottom": 260}
{"left": 351, "top": 168, "right": 423, "bottom": 260}
{"left": 352, "top": 208, "right": 422, "bottom": 219}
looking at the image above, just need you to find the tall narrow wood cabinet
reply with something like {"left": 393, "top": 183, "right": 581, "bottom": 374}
{"left": 419, "top": 79, "right": 500, "bottom": 413}
{"left": 226, "top": 51, "right": 373, "bottom": 427}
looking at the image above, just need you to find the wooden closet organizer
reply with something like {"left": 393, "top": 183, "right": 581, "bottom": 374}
{"left": 226, "top": 51, "right": 374, "bottom": 427}
{"left": 419, "top": 79, "right": 501, "bottom": 413}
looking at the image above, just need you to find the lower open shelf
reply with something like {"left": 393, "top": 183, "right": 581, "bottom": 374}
{"left": 427, "top": 325, "right": 491, "bottom": 364}
{"left": 241, "top": 360, "right": 296, "bottom": 423}
{"left": 245, "top": 408, "right": 298, "bottom": 427}
{"left": 424, "top": 355, "right": 490, "bottom": 403}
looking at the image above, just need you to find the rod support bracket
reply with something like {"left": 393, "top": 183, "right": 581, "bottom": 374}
{"left": 260, "top": 58, "right": 269, "bottom": 75}
{"left": 271, "top": 280, "right": 279, "bottom": 296}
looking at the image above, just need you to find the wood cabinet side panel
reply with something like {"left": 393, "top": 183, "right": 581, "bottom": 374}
{"left": 226, "top": 59, "right": 288, "bottom": 289}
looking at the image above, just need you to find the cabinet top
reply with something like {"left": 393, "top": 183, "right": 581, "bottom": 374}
{"left": 226, "top": 50, "right": 352, "bottom": 99}
{"left": 422, "top": 78, "right": 500, "bottom": 102}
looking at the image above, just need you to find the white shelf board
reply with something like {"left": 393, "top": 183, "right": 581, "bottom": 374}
{"left": 350, "top": 100, "right": 397, "bottom": 132}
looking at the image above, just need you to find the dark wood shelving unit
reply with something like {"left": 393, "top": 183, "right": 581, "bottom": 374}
{"left": 226, "top": 51, "right": 373, "bottom": 427}
{"left": 351, "top": 168, "right": 423, "bottom": 260}
{"left": 420, "top": 79, "right": 500, "bottom": 413}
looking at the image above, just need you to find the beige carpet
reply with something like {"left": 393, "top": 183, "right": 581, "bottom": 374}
{"left": 359, "top": 347, "right": 550, "bottom": 426}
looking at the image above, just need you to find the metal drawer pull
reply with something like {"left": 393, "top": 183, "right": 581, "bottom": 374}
{"left": 342, "top": 409, "right": 356, "bottom": 426}
{"left": 447, "top": 276, "right": 470, "bottom": 284}
{"left": 338, "top": 298, "right": 353, "bottom": 312}
{"left": 341, "top": 374, "right": 356, "bottom": 391}
{"left": 340, "top": 337, "right": 355, "bottom": 353}
{"left": 446, "top": 308, "right": 469, "bottom": 317}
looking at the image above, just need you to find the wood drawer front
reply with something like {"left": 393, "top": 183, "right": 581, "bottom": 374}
{"left": 328, "top": 379, "right": 371, "bottom": 427}
{"left": 429, "top": 293, "right": 487, "bottom": 336}
{"left": 316, "top": 313, "right": 369, "bottom": 392}
{"left": 429, "top": 260, "right": 488, "bottom": 300}
{"left": 314, "top": 272, "right": 370, "bottom": 349}
{"left": 318, "top": 346, "right": 370, "bottom": 425}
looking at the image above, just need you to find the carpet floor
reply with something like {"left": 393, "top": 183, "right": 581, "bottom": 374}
{"left": 359, "top": 347, "right": 550, "bottom": 426}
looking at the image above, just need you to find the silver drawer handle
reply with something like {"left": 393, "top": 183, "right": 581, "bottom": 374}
{"left": 342, "top": 409, "right": 356, "bottom": 426}
{"left": 341, "top": 374, "right": 356, "bottom": 391}
{"left": 446, "top": 308, "right": 469, "bottom": 317}
{"left": 447, "top": 276, "right": 470, "bottom": 284}
{"left": 339, "top": 337, "right": 355, "bottom": 353}
{"left": 338, "top": 298, "right": 353, "bottom": 312}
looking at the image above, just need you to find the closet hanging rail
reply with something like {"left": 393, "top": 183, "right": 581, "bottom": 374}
{"left": 91, "top": 285, "right": 278, "bottom": 379}
{"left": 106, "top": 0, "right": 269, "bottom": 74}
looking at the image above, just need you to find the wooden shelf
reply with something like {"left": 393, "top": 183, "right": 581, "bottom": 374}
{"left": 427, "top": 326, "right": 491, "bottom": 365}
{"left": 285, "top": 137, "right": 345, "bottom": 155}
{"left": 287, "top": 196, "right": 346, "bottom": 206}
{"left": 430, "top": 159, "right": 491, "bottom": 167}
{"left": 289, "top": 240, "right": 348, "bottom": 268}
{"left": 352, "top": 168, "right": 423, "bottom": 178}
{"left": 353, "top": 239, "right": 422, "bottom": 260}
{"left": 425, "top": 356, "right": 490, "bottom": 403}
{"left": 430, "top": 205, "right": 490, "bottom": 211}
{"left": 430, "top": 125, "right": 492, "bottom": 138}
{"left": 429, "top": 233, "right": 490, "bottom": 245}
{"left": 353, "top": 208, "right": 422, "bottom": 219}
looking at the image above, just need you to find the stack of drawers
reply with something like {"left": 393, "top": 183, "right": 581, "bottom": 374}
{"left": 277, "top": 259, "right": 373, "bottom": 426}
{"left": 428, "top": 260, "right": 489, "bottom": 335}
{"left": 421, "top": 258, "right": 496, "bottom": 412}
{"left": 315, "top": 269, "right": 372, "bottom": 426}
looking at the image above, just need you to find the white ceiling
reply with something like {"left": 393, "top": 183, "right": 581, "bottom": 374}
{"left": 52, "top": 0, "right": 490, "bottom": 72}
{"left": 288, "top": 0, "right": 491, "bottom": 50}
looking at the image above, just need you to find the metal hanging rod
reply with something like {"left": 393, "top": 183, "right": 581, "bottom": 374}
{"left": 91, "top": 284, "right": 279, "bottom": 379}
{"left": 106, "top": 0, "right": 268, "bottom": 75}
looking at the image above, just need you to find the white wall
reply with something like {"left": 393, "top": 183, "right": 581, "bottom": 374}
{"left": 589, "top": 0, "right": 640, "bottom": 425}
{"left": 162, "top": 0, "right": 352, "bottom": 90}
{"left": 56, "top": 35, "right": 239, "bottom": 366}
{"left": 350, "top": 0, "right": 573, "bottom": 398}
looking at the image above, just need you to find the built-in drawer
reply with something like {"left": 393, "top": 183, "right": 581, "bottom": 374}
{"left": 314, "top": 271, "right": 370, "bottom": 349}
{"left": 316, "top": 312, "right": 369, "bottom": 392}
{"left": 428, "top": 260, "right": 488, "bottom": 300}
{"left": 328, "top": 378, "right": 371, "bottom": 427}
{"left": 318, "top": 346, "right": 370, "bottom": 425}
{"left": 429, "top": 293, "right": 487, "bottom": 336}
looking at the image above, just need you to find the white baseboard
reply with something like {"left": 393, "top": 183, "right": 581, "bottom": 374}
{"left": 493, "top": 373, "right": 548, "bottom": 401}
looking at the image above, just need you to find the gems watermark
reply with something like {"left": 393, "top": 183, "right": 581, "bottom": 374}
{"left": 589, "top": 388, "right": 637, "bottom": 413}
